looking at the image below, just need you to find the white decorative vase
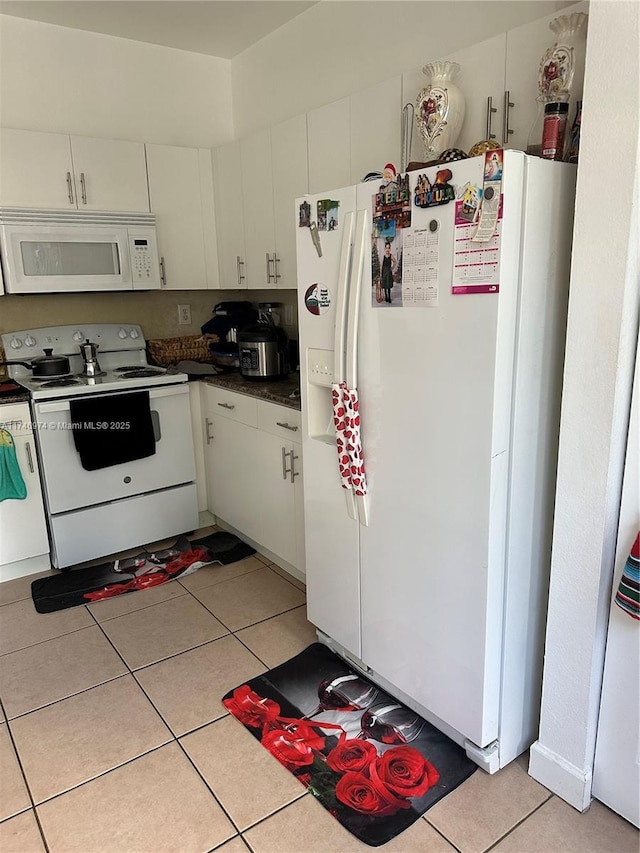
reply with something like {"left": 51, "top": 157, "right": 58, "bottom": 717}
{"left": 538, "top": 12, "right": 588, "bottom": 102}
{"left": 415, "top": 61, "right": 465, "bottom": 160}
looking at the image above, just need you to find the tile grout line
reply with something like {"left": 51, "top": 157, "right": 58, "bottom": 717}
{"left": 2, "top": 546, "right": 311, "bottom": 851}
{"left": 481, "top": 791, "right": 555, "bottom": 853}
{"left": 1, "top": 698, "right": 52, "bottom": 853}
{"left": 422, "top": 814, "right": 464, "bottom": 853}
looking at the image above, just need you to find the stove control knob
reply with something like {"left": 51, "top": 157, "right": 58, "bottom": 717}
{"left": 24, "top": 335, "right": 37, "bottom": 348}
{"left": 118, "top": 328, "right": 128, "bottom": 339}
{"left": 129, "top": 328, "right": 140, "bottom": 339}
{"left": 9, "top": 337, "right": 23, "bottom": 349}
{"left": 72, "top": 330, "right": 84, "bottom": 342}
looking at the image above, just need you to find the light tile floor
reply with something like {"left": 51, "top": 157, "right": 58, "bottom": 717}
{"left": 0, "top": 528, "right": 638, "bottom": 853}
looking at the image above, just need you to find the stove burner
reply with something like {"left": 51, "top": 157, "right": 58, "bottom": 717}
{"left": 31, "top": 373, "right": 74, "bottom": 382}
{"left": 118, "top": 368, "right": 165, "bottom": 379}
{"left": 114, "top": 365, "right": 149, "bottom": 372}
{"left": 40, "top": 377, "right": 83, "bottom": 388}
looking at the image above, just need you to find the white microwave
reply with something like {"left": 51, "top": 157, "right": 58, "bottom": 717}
{"left": 0, "top": 208, "right": 161, "bottom": 294}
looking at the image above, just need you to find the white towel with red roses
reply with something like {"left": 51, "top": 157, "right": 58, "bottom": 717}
{"left": 331, "top": 381, "right": 368, "bottom": 496}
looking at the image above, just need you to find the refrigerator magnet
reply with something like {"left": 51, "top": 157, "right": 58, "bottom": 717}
{"left": 298, "top": 201, "right": 311, "bottom": 228}
{"left": 304, "top": 283, "right": 331, "bottom": 315}
{"left": 413, "top": 169, "right": 455, "bottom": 208}
{"left": 317, "top": 199, "right": 339, "bottom": 232}
{"left": 374, "top": 172, "right": 412, "bottom": 229}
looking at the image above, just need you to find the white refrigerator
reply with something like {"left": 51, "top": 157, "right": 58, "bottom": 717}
{"left": 295, "top": 150, "right": 577, "bottom": 772}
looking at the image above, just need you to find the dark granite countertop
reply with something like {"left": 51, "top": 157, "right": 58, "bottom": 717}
{"left": 0, "top": 383, "right": 30, "bottom": 405}
{"left": 200, "top": 373, "right": 301, "bottom": 410}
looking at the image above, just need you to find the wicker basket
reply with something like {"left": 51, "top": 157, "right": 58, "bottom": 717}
{"left": 147, "top": 334, "right": 219, "bottom": 367}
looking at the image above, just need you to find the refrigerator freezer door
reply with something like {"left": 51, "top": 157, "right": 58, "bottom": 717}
{"left": 296, "top": 186, "right": 363, "bottom": 658}
{"left": 355, "top": 155, "right": 525, "bottom": 748}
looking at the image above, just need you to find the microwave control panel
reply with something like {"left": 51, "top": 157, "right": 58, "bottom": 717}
{"left": 128, "top": 229, "right": 160, "bottom": 287}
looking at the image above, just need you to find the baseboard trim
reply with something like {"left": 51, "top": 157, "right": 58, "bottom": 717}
{"left": 528, "top": 740, "right": 593, "bottom": 811}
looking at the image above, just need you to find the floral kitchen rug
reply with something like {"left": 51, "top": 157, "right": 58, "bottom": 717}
{"left": 222, "top": 642, "right": 476, "bottom": 847}
{"left": 31, "top": 531, "right": 255, "bottom": 613}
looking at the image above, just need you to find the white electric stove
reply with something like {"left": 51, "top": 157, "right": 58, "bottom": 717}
{"left": 1, "top": 324, "right": 198, "bottom": 569}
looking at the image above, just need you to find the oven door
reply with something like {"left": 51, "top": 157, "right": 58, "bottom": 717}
{"left": 34, "top": 385, "right": 196, "bottom": 513}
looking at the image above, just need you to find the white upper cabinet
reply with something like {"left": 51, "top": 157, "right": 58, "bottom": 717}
{"left": 505, "top": 1, "right": 588, "bottom": 153}
{"left": 307, "top": 97, "right": 351, "bottom": 194}
{"left": 400, "top": 2, "right": 586, "bottom": 160}
{"left": 240, "top": 128, "right": 275, "bottom": 289}
{"left": 0, "top": 128, "right": 149, "bottom": 211}
{"left": 350, "top": 76, "right": 402, "bottom": 182}
{"left": 238, "top": 116, "right": 308, "bottom": 290}
{"left": 0, "top": 128, "right": 75, "bottom": 209}
{"left": 69, "top": 135, "right": 149, "bottom": 211}
{"left": 403, "top": 34, "right": 508, "bottom": 162}
{"left": 271, "top": 113, "right": 308, "bottom": 290}
{"left": 146, "top": 144, "right": 218, "bottom": 290}
{"left": 213, "top": 140, "right": 247, "bottom": 289}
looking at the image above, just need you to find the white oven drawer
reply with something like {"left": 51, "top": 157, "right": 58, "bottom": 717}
{"left": 35, "top": 384, "right": 196, "bottom": 514}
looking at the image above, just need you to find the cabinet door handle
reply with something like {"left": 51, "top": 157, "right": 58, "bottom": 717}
{"left": 205, "top": 417, "right": 213, "bottom": 444}
{"left": 25, "top": 440, "right": 34, "bottom": 473}
{"left": 276, "top": 421, "right": 298, "bottom": 432}
{"left": 273, "top": 254, "right": 281, "bottom": 282}
{"left": 159, "top": 256, "right": 167, "bottom": 287}
{"left": 66, "top": 171, "right": 75, "bottom": 205}
{"left": 288, "top": 450, "right": 299, "bottom": 483}
{"left": 486, "top": 96, "right": 497, "bottom": 140}
{"left": 503, "top": 91, "right": 514, "bottom": 144}
{"left": 283, "top": 448, "right": 299, "bottom": 483}
{"left": 265, "top": 252, "right": 275, "bottom": 284}
{"left": 80, "top": 171, "right": 87, "bottom": 204}
{"left": 236, "top": 255, "right": 245, "bottom": 286}
{"left": 217, "top": 402, "right": 235, "bottom": 410}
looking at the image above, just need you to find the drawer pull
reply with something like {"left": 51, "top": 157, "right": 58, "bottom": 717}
{"left": 217, "top": 402, "right": 235, "bottom": 410}
{"left": 205, "top": 417, "right": 213, "bottom": 444}
{"left": 25, "top": 440, "right": 35, "bottom": 473}
{"left": 276, "top": 421, "right": 298, "bottom": 432}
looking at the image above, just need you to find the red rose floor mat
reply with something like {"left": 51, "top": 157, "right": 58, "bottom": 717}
{"left": 31, "top": 531, "right": 255, "bottom": 613}
{"left": 222, "top": 642, "right": 476, "bottom": 847}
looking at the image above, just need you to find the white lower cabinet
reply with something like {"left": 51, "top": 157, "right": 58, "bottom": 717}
{"left": 0, "top": 402, "right": 50, "bottom": 581}
{"left": 202, "top": 385, "right": 304, "bottom": 577}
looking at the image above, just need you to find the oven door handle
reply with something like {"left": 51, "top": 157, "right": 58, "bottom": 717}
{"left": 35, "top": 384, "right": 190, "bottom": 414}
{"left": 151, "top": 410, "right": 161, "bottom": 441}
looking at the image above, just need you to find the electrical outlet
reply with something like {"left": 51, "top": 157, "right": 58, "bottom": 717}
{"left": 178, "top": 304, "right": 192, "bottom": 325}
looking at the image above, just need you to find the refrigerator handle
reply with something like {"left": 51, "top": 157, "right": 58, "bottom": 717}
{"left": 333, "top": 211, "right": 355, "bottom": 384}
{"left": 346, "top": 209, "right": 370, "bottom": 528}
{"left": 345, "top": 209, "right": 367, "bottom": 389}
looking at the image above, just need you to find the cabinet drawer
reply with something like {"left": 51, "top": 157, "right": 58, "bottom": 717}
{"left": 257, "top": 400, "right": 302, "bottom": 441}
{"left": 0, "top": 403, "right": 32, "bottom": 436}
{"left": 202, "top": 385, "right": 258, "bottom": 427}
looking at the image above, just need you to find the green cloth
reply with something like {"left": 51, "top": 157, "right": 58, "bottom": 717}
{"left": 0, "top": 432, "right": 27, "bottom": 502}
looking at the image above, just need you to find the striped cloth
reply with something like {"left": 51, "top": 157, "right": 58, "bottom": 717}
{"left": 615, "top": 532, "right": 640, "bottom": 620}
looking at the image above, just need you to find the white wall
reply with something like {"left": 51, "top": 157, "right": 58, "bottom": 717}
{"left": 0, "top": 15, "right": 233, "bottom": 148}
{"left": 529, "top": 0, "right": 640, "bottom": 811}
{"left": 231, "top": 0, "right": 567, "bottom": 136}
